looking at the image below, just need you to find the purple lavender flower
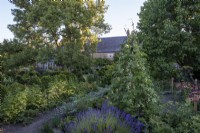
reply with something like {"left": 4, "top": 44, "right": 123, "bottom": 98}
{"left": 65, "top": 101, "right": 145, "bottom": 133}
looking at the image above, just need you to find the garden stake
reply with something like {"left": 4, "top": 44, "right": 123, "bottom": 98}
{"left": 194, "top": 95, "right": 198, "bottom": 112}
{"left": 195, "top": 79, "right": 198, "bottom": 90}
{"left": 171, "top": 77, "right": 174, "bottom": 93}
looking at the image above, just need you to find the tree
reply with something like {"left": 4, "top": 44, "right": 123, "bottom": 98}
{"left": 138, "top": 0, "right": 200, "bottom": 79}
{"left": 110, "top": 30, "right": 158, "bottom": 120}
{"left": 6, "top": 0, "right": 111, "bottom": 74}
{"left": 0, "top": 39, "right": 37, "bottom": 72}
{"left": 8, "top": 0, "right": 110, "bottom": 47}
{"left": 8, "top": 0, "right": 110, "bottom": 72}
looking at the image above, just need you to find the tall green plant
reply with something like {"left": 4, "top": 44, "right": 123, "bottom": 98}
{"left": 138, "top": 0, "right": 200, "bottom": 79}
{"left": 110, "top": 31, "right": 158, "bottom": 119}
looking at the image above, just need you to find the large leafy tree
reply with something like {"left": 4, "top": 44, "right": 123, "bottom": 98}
{"left": 7, "top": 0, "right": 110, "bottom": 71}
{"left": 8, "top": 0, "right": 110, "bottom": 47}
{"left": 138, "top": 0, "right": 200, "bottom": 79}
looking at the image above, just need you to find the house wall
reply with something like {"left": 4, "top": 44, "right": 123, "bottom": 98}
{"left": 92, "top": 53, "right": 115, "bottom": 60}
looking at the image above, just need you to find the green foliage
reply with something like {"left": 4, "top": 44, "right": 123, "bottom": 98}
{"left": 0, "top": 0, "right": 112, "bottom": 125}
{"left": 55, "top": 45, "right": 94, "bottom": 78}
{"left": 40, "top": 76, "right": 53, "bottom": 89}
{"left": 138, "top": 0, "right": 200, "bottom": 79}
{"left": 148, "top": 114, "right": 173, "bottom": 132}
{"left": 18, "top": 70, "right": 42, "bottom": 85}
{"left": 9, "top": 0, "right": 111, "bottom": 46}
{"left": 25, "top": 86, "right": 47, "bottom": 110}
{"left": 160, "top": 101, "right": 200, "bottom": 132}
{"left": 0, "top": 84, "right": 7, "bottom": 102}
{"left": 67, "top": 87, "right": 110, "bottom": 113}
{"left": 7, "top": 0, "right": 111, "bottom": 74}
{"left": 40, "top": 124, "right": 54, "bottom": 133}
{"left": 94, "top": 58, "right": 112, "bottom": 67}
{"left": 50, "top": 116, "right": 62, "bottom": 129}
{"left": 90, "top": 58, "right": 114, "bottom": 86}
{"left": 96, "top": 64, "right": 115, "bottom": 86}
{"left": 110, "top": 32, "right": 158, "bottom": 119}
{"left": 0, "top": 39, "right": 38, "bottom": 72}
{"left": 1, "top": 90, "right": 27, "bottom": 122}
{"left": 5, "top": 82, "right": 26, "bottom": 95}
{"left": 0, "top": 85, "right": 46, "bottom": 123}
{"left": 78, "top": 82, "right": 97, "bottom": 94}
{"left": 143, "top": 101, "right": 200, "bottom": 132}
{"left": 0, "top": 76, "right": 79, "bottom": 123}
{"left": 179, "top": 88, "right": 190, "bottom": 102}
{"left": 47, "top": 81, "right": 75, "bottom": 106}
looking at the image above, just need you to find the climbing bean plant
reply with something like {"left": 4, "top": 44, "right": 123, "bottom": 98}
{"left": 110, "top": 31, "right": 158, "bottom": 120}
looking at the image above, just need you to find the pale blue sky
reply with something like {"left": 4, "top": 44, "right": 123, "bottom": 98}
{"left": 0, "top": 0, "right": 146, "bottom": 42}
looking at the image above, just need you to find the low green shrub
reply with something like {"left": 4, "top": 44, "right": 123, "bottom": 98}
{"left": 97, "top": 64, "right": 115, "bottom": 86}
{"left": 94, "top": 58, "right": 112, "bottom": 67}
{"left": 55, "top": 71, "right": 77, "bottom": 81}
{"left": 148, "top": 114, "right": 173, "bottom": 132}
{"left": 25, "top": 86, "right": 47, "bottom": 110}
{"left": 16, "top": 70, "right": 41, "bottom": 85}
{"left": 78, "top": 82, "right": 97, "bottom": 93}
{"left": 148, "top": 101, "right": 200, "bottom": 133}
{"left": 40, "top": 123, "right": 54, "bottom": 133}
{"left": 47, "top": 81, "right": 75, "bottom": 106}
{"left": 6, "top": 82, "right": 25, "bottom": 93}
{"left": 1, "top": 90, "right": 27, "bottom": 123}
{"left": 0, "top": 84, "right": 7, "bottom": 102}
{"left": 41, "top": 76, "right": 53, "bottom": 90}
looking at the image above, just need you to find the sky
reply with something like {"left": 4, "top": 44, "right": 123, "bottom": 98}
{"left": 0, "top": 0, "right": 146, "bottom": 42}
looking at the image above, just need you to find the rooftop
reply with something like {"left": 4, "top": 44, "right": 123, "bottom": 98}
{"left": 96, "top": 36, "right": 127, "bottom": 53}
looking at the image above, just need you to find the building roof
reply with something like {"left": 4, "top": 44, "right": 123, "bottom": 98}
{"left": 96, "top": 36, "right": 127, "bottom": 53}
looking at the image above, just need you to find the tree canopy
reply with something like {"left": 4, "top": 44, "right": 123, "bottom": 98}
{"left": 4, "top": 0, "right": 111, "bottom": 73}
{"left": 138, "top": 0, "right": 200, "bottom": 79}
{"left": 8, "top": 0, "right": 110, "bottom": 47}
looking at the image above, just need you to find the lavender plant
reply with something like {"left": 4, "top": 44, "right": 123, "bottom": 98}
{"left": 65, "top": 101, "right": 144, "bottom": 133}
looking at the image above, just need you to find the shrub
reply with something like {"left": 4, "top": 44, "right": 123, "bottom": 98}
{"left": 25, "top": 86, "right": 47, "bottom": 110}
{"left": 40, "top": 123, "right": 54, "bottom": 133}
{"left": 97, "top": 64, "right": 115, "bottom": 86}
{"left": 41, "top": 76, "right": 53, "bottom": 89}
{"left": 47, "top": 81, "right": 75, "bottom": 106}
{"left": 56, "top": 71, "right": 77, "bottom": 81}
{"left": 16, "top": 70, "right": 41, "bottom": 85}
{"left": 6, "top": 82, "right": 25, "bottom": 93}
{"left": 78, "top": 82, "right": 97, "bottom": 93}
{"left": 65, "top": 101, "right": 145, "bottom": 133}
{"left": 151, "top": 101, "right": 200, "bottom": 133}
{"left": 94, "top": 58, "right": 112, "bottom": 67}
{"left": 0, "top": 84, "right": 7, "bottom": 102}
{"left": 1, "top": 90, "right": 27, "bottom": 122}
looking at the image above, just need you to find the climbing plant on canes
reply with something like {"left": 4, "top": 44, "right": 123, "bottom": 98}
{"left": 110, "top": 30, "right": 158, "bottom": 121}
